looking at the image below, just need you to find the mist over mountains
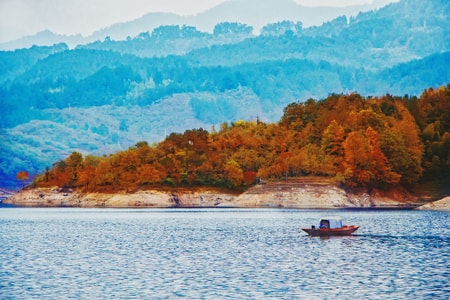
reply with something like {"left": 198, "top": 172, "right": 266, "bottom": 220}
{"left": 1, "top": 0, "right": 449, "bottom": 189}
{"left": 0, "top": 0, "right": 395, "bottom": 50}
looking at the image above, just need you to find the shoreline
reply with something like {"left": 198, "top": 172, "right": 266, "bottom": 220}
{"left": 5, "top": 178, "right": 446, "bottom": 210}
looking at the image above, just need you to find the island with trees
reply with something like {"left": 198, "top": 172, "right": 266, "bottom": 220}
{"left": 6, "top": 86, "right": 449, "bottom": 209}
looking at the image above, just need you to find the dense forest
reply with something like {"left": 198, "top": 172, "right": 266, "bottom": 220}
{"left": 1, "top": 0, "right": 449, "bottom": 189}
{"left": 33, "top": 85, "right": 450, "bottom": 192}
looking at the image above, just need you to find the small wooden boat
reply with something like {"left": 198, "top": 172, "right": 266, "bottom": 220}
{"left": 302, "top": 216, "right": 359, "bottom": 236}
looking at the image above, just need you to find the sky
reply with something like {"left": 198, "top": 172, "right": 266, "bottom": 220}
{"left": 0, "top": 0, "right": 391, "bottom": 43}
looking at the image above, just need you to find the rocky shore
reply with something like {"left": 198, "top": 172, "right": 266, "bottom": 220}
{"left": 5, "top": 178, "right": 441, "bottom": 209}
{"left": 3, "top": 187, "right": 236, "bottom": 208}
{"left": 416, "top": 196, "right": 450, "bottom": 211}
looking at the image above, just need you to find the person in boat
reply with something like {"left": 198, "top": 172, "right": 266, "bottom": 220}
{"left": 319, "top": 219, "right": 330, "bottom": 229}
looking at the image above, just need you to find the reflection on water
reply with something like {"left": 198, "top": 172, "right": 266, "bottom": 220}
{"left": 0, "top": 208, "right": 449, "bottom": 298}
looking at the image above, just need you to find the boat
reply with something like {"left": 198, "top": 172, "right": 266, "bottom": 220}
{"left": 302, "top": 216, "right": 359, "bottom": 236}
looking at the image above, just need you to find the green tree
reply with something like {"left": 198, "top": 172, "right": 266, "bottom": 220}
{"left": 66, "top": 151, "right": 83, "bottom": 186}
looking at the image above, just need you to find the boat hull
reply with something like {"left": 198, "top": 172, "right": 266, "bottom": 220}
{"left": 302, "top": 225, "right": 359, "bottom": 236}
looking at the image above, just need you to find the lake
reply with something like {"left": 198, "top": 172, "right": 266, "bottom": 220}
{"left": 0, "top": 208, "right": 449, "bottom": 299}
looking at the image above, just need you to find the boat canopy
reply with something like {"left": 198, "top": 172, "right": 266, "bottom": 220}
{"left": 319, "top": 216, "right": 342, "bottom": 229}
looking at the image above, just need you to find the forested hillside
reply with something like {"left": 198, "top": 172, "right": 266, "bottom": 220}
{"left": 1, "top": 0, "right": 449, "bottom": 189}
{"left": 33, "top": 87, "right": 450, "bottom": 193}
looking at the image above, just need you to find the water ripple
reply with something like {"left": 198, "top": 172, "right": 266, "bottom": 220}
{"left": 0, "top": 208, "right": 449, "bottom": 299}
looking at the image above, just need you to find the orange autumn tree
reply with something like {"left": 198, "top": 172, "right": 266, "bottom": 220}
{"left": 32, "top": 86, "right": 450, "bottom": 191}
{"left": 16, "top": 171, "right": 29, "bottom": 187}
{"left": 16, "top": 171, "right": 29, "bottom": 181}
{"left": 320, "top": 120, "right": 345, "bottom": 173}
{"left": 77, "top": 155, "right": 99, "bottom": 189}
{"left": 342, "top": 131, "right": 372, "bottom": 187}
{"left": 94, "top": 157, "right": 116, "bottom": 188}
{"left": 224, "top": 159, "right": 243, "bottom": 187}
{"left": 364, "top": 126, "right": 401, "bottom": 186}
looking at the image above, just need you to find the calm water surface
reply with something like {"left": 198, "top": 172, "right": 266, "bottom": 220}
{"left": 0, "top": 208, "right": 449, "bottom": 299}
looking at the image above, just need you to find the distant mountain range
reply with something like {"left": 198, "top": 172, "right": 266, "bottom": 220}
{"left": 0, "top": 0, "right": 396, "bottom": 50}
{"left": 0, "top": 0, "right": 449, "bottom": 189}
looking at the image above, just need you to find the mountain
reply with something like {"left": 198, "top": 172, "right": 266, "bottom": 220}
{"left": 76, "top": 23, "right": 254, "bottom": 58}
{"left": 374, "top": 52, "right": 450, "bottom": 95}
{"left": 75, "top": 0, "right": 449, "bottom": 69}
{"left": 0, "top": 43, "right": 68, "bottom": 84}
{"left": 0, "top": 0, "right": 449, "bottom": 189}
{"left": 0, "top": 0, "right": 396, "bottom": 50}
{"left": 190, "top": 0, "right": 396, "bottom": 33}
{"left": 0, "top": 30, "right": 86, "bottom": 51}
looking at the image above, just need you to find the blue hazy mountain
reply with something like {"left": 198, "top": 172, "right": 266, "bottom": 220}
{"left": 0, "top": 0, "right": 449, "bottom": 189}
{"left": 0, "top": 0, "right": 395, "bottom": 50}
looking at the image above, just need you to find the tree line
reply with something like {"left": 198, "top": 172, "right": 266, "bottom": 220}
{"left": 33, "top": 85, "right": 450, "bottom": 192}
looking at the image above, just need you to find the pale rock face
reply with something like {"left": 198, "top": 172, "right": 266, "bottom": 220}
{"left": 233, "top": 183, "right": 350, "bottom": 208}
{"left": 4, "top": 187, "right": 237, "bottom": 208}
{"left": 5, "top": 179, "right": 425, "bottom": 209}
{"left": 416, "top": 196, "right": 450, "bottom": 211}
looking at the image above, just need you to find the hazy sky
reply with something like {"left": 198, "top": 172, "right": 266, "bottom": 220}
{"left": 0, "top": 0, "right": 391, "bottom": 43}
